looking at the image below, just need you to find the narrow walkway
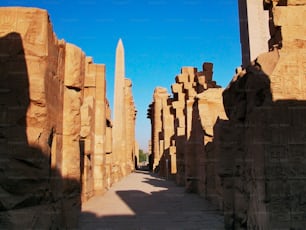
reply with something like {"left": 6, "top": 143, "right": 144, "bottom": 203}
{"left": 79, "top": 171, "right": 224, "bottom": 230}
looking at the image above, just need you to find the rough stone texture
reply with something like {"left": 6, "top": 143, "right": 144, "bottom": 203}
{"left": 124, "top": 78, "right": 137, "bottom": 173}
{"left": 147, "top": 1, "right": 306, "bottom": 229}
{"left": 216, "top": 1, "right": 306, "bottom": 228}
{"left": 148, "top": 87, "right": 174, "bottom": 178}
{"left": 0, "top": 7, "right": 136, "bottom": 228}
{"left": 148, "top": 63, "right": 226, "bottom": 199}
{"left": 0, "top": 8, "right": 64, "bottom": 229}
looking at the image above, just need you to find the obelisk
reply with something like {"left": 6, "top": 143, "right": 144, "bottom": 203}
{"left": 113, "top": 38, "right": 126, "bottom": 178}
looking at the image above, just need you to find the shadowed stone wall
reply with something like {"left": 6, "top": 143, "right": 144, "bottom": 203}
{"left": 217, "top": 1, "right": 306, "bottom": 229}
{"left": 0, "top": 7, "right": 136, "bottom": 228}
{"left": 148, "top": 1, "right": 305, "bottom": 229}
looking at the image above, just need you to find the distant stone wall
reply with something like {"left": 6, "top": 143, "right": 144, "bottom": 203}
{"left": 147, "top": 63, "right": 226, "bottom": 196}
{"left": 0, "top": 7, "right": 133, "bottom": 229}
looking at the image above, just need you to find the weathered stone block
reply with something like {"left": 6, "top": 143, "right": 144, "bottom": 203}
{"left": 176, "top": 73, "right": 189, "bottom": 83}
{"left": 0, "top": 7, "right": 49, "bottom": 57}
{"left": 64, "top": 43, "right": 85, "bottom": 89}
{"left": 287, "top": 0, "right": 306, "bottom": 4}
{"left": 181, "top": 66, "right": 197, "bottom": 75}
{"left": 171, "top": 83, "right": 182, "bottom": 93}
{"left": 273, "top": 6, "right": 306, "bottom": 26}
{"left": 62, "top": 87, "right": 82, "bottom": 137}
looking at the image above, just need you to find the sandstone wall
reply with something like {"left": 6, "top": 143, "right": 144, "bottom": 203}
{"left": 147, "top": 2, "right": 305, "bottom": 228}
{"left": 216, "top": 1, "right": 306, "bottom": 228}
{"left": 148, "top": 63, "right": 226, "bottom": 197}
{"left": 0, "top": 7, "right": 120, "bottom": 228}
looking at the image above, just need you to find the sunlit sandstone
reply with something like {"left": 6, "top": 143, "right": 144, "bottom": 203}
{"left": 112, "top": 39, "right": 137, "bottom": 181}
{"left": 148, "top": 63, "right": 226, "bottom": 191}
{"left": 0, "top": 7, "right": 136, "bottom": 229}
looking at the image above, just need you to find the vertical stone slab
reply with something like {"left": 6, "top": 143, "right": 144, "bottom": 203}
{"left": 152, "top": 87, "right": 168, "bottom": 172}
{"left": 171, "top": 83, "right": 186, "bottom": 185}
{"left": 124, "top": 78, "right": 136, "bottom": 173}
{"left": 93, "top": 64, "right": 106, "bottom": 195}
{"left": 80, "top": 57, "right": 96, "bottom": 202}
{"left": 61, "top": 43, "right": 85, "bottom": 228}
{"left": 238, "top": 0, "right": 270, "bottom": 66}
{"left": 62, "top": 43, "right": 84, "bottom": 181}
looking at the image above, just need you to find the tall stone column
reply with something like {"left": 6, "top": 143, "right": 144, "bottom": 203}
{"left": 171, "top": 82, "right": 186, "bottom": 185}
{"left": 92, "top": 64, "right": 106, "bottom": 195}
{"left": 124, "top": 78, "right": 137, "bottom": 173}
{"left": 152, "top": 88, "right": 168, "bottom": 172}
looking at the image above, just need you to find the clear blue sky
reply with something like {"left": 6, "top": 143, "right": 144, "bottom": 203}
{"left": 3, "top": 0, "right": 242, "bottom": 151}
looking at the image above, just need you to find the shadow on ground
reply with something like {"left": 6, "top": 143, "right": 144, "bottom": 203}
{"left": 79, "top": 171, "right": 224, "bottom": 230}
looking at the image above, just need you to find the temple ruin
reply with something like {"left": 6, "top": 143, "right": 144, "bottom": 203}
{"left": 1, "top": 0, "right": 305, "bottom": 228}
{"left": 147, "top": 63, "right": 226, "bottom": 195}
{"left": 0, "top": 7, "right": 137, "bottom": 229}
{"left": 148, "top": 0, "right": 306, "bottom": 229}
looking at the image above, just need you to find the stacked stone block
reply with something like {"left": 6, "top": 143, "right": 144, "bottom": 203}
{"left": 148, "top": 63, "right": 226, "bottom": 197}
{"left": 0, "top": 7, "right": 136, "bottom": 228}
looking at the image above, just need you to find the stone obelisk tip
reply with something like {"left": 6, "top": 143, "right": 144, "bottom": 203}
{"left": 117, "top": 38, "right": 124, "bottom": 50}
{"left": 115, "top": 38, "right": 125, "bottom": 77}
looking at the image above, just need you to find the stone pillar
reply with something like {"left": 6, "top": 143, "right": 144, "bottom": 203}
{"left": 124, "top": 78, "right": 137, "bottom": 173}
{"left": 92, "top": 64, "right": 106, "bottom": 195}
{"left": 171, "top": 82, "right": 186, "bottom": 185}
{"left": 105, "top": 100, "right": 113, "bottom": 189}
{"left": 61, "top": 43, "right": 85, "bottom": 227}
{"left": 162, "top": 97, "right": 175, "bottom": 177}
{"left": 238, "top": 0, "right": 270, "bottom": 66}
{"left": 151, "top": 87, "right": 168, "bottom": 172}
{"left": 80, "top": 57, "right": 95, "bottom": 202}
